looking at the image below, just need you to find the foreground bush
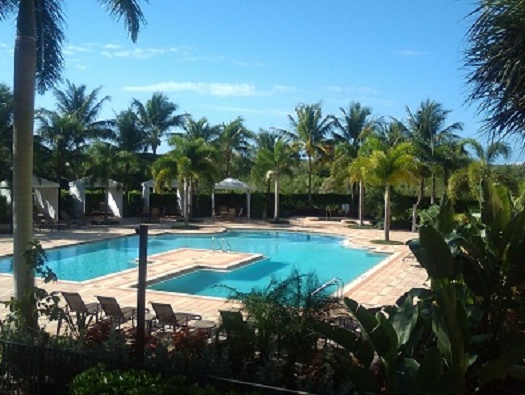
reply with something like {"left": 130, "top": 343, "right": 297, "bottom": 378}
{"left": 70, "top": 364, "right": 232, "bottom": 395}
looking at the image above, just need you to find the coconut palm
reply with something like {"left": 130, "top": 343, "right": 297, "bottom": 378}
{"left": 406, "top": 99, "right": 463, "bottom": 205}
{"left": 114, "top": 109, "right": 147, "bottom": 153}
{"left": 215, "top": 117, "right": 252, "bottom": 178}
{"left": 154, "top": 136, "right": 218, "bottom": 225}
{"left": 466, "top": 0, "right": 525, "bottom": 141}
{"left": 132, "top": 93, "right": 185, "bottom": 155}
{"left": 332, "top": 102, "right": 377, "bottom": 153}
{"left": 252, "top": 138, "right": 298, "bottom": 221}
{"left": 288, "top": 103, "right": 334, "bottom": 204}
{"left": 182, "top": 116, "right": 220, "bottom": 143}
{"left": 1, "top": 0, "right": 146, "bottom": 328}
{"left": 366, "top": 139, "right": 417, "bottom": 241}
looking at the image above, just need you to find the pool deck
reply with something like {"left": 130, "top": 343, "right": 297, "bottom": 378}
{"left": 0, "top": 217, "right": 428, "bottom": 331}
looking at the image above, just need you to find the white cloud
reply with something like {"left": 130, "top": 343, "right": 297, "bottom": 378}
{"left": 101, "top": 46, "right": 190, "bottom": 59}
{"left": 103, "top": 44, "right": 122, "bottom": 49}
{"left": 63, "top": 45, "right": 92, "bottom": 55}
{"left": 124, "top": 81, "right": 258, "bottom": 97}
{"left": 396, "top": 49, "right": 428, "bottom": 57}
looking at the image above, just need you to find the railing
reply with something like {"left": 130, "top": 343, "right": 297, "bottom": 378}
{"left": 311, "top": 277, "right": 345, "bottom": 299}
{"left": 211, "top": 236, "right": 222, "bottom": 252}
{"left": 221, "top": 238, "right": 232, "bottom": 252}
{"left": 0, "top": 339, "right": 307, "bottom": 395}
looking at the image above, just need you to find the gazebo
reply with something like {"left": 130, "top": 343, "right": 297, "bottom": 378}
{"left": 0, "top": 176, "right": 59, "bottom": 221}
{"left": 69, "top": 178, "right": 123, "bottom": 218}
{"left": 212, "top": 178, "right": 251, "bottom": 218}
{"left": 141, "top": 179, "right": 179, "bottom": 211}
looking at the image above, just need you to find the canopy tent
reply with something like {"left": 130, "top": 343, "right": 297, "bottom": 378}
{"left": 141, "top": 179, "right": 178, "bottom": 211}
{"left": 69, "top": 178, "right": 123, "bottom": 218}
{"left": 212, "top": 178, "right": 251, "bottom": 218}
{"left": 0, "top": 176, "right": 60, "bottom": 221}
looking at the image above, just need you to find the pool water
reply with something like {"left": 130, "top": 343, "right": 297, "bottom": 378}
{"left": 0, "top": 231, "right": 388, "bottom": 297}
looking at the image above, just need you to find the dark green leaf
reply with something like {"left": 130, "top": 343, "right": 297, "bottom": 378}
{"left": 411, "top": 225, "right": 454, "bottom": 279}
{"left": 478, "top": 346, "right": 525, "bottom": 386}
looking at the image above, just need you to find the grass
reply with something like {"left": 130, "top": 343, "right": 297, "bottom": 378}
{"left": 348, "top": 224, "right": 376, "bottom": 229}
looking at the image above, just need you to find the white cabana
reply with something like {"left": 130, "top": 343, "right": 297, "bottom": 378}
{"left": 141, "top": 179, "right": 178, "bottom": 211}
{"left": 0, "top": 176, "right": 60, "bottom": 221}
{"left": 212, "top": 178, "right": 251, "bottom": 218}
{"left": 69, "top": 178, "right": 123, "bottom": 218}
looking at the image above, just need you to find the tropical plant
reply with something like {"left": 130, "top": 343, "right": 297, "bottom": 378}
{"left": 366, "top": 138, "right": 417, "bottom": 240}
{"left": 132, "top": 92, "right": 185, "bottom": 155}
{"left": 252, "top": 138, "right": 298, "bottom": 221}
{"left": 83, "top": 140, "right": 138, "bottom": 220}
{"left": 288, "top": 103, "right": 334, "bottom": 204}
{"left": 1, "top": 0, "right": 146, "bottom": 329}
{"left": 466, "top": 0, "right": 525, "bottom": 141}
{"left": 154, "top": 136, "right": 218, "bottom": 225}
{"left": 214, "top": 117, "right": 252, "bottom": 178}
{"left": 406, "top": 99, "right": 463, "bottom": 205}
{"left": 448, "top": 138, "right": 512, "bottom": 199}
{"left": 182, "top": 116, "right": 220, "bottom": 143}
{"left": 114, "top": 109, "right": 147, "bottom": 154}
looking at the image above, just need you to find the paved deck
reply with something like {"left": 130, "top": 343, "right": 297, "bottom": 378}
{"left": 0, "top": 217, "right": 428, "bottom": 332}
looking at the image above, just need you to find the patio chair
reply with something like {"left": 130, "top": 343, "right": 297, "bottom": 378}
{"left": 151, "top": 302, "right": 216, "bottom": 335}
{"left": 226, "top": 207, "right": 236, "bottom": 222}
{"left": 96, "top": 296, "right": 136, "bottom": 328}
{"left": 217, "top": 310, "right": 255, "bottom": 347}
{"left": 61, "top": 291, "right": 99, "bottom": 330}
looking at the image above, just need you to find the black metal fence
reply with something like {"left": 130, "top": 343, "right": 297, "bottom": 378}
{"left": 0, "top": 339, "right": 309, "bottom": 395}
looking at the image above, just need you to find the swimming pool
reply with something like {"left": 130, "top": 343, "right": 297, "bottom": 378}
{"left": 0, "top": 231, "right": 388, "bottom": 297}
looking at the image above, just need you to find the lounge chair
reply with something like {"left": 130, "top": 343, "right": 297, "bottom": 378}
{"left": 60, "top": 292, "right": 100, "bottom": 334}
{"left": 217, "top": 310, "right": 255, "bottom": 347}
{"left": 151, "top": 302, "right": 215, "bottom": 335}
{"left": 96, "top": 296, "right": 136, "bottom": 328}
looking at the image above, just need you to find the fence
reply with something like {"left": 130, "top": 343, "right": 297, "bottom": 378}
{"left": 0, "top": 339, "right": 308, "bottom": 395}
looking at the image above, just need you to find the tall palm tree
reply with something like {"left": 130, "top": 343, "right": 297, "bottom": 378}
{"left": 114, "top": 109, "right": 147, "bottom": 154}
{"left": 367, "top": 141, "right": 417, "bottom": 241}
{"left": 132, "top": 92, "right": 185, "bottom": 155}
{"left": 182, "top": 116, "right": 220, "bottom": 143}
{"left": 252, "top": 138, "right": 298, "bottom": 221}
{"left": 466, "top": 0, "right": 525, "bottom": 141}
{"left": 215, "top": 117, "right": 252, "bottom": 178}
{"left": 332, "top": 102, "right": 376, "bottom": 153}
{"left": 1, "top": 0, "right": 146, "bottom": 328}
{"left": 406, "top": 99, "right": 463, "bottom": 205}
{"left": 288, "top": 102, "right": 334, "bottom": 204}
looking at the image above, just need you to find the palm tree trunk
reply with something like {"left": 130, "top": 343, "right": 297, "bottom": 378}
{"left": 412, "top": 178, "right": 424, "bottom": 232}
{"left": 183, "top": 177, "right": 188, "bottom": 226}
{"left": 384, "top": 184, "right": 391, "bottom": 241}
{"left": 12, "top": 0, "right": 37, "bottom": 330}
{"left": 430, "top": 173, "right": 436, "bottom": 205}
{"left": 307, "top": 155, "right": 312, "bottom": 205}
{"left": 104, "top": 182, "right": 110, "bottom": 222}
{"left": 274, "top": 176, "right": 280, "bottom": 221}
{"left": 358, "top": 180, "right": 364, "bottom": 226}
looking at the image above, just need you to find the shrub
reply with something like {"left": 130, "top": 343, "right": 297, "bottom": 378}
{"left": 70, "top": 364, "right": 231, "bottom": 395}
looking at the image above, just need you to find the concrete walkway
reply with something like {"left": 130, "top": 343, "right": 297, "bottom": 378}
{"left": 0, "top": 217, "right": 428, "bottom": 333}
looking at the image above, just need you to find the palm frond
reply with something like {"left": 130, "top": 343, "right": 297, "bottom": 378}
{"left": 98, "top": 0, "right": 147, "bottom": 42}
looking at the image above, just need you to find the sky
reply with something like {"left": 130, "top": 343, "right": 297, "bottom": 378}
{"left": 1, "top": 1, "right": 521, "bottom": 161}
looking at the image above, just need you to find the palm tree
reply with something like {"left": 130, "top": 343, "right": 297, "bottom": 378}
{"left": 132, "top": 93, "right": 185, "bottom": 155}
{"left": 114, "top": 109, "right": 147, "bottom": 154}
{"left": 466, "top": 0, "right": 525, "bottom": 141}
{"left": 215, "top": 117, "right": 252, "bottom": 178}
{"left": 406, "top": 99, "right": 463, "bottom": 205}
{"left": 252, "top": 138, "right": 298, "bottom": 221}
{"left": 84, "top": 140, "right": 139, "bottom": 220}
{"left": 154, "top": 136, "right": 218, "bottom": 225}
{"left": 36, "top": 82, "right": 114, "bottom": 179}
{"left": 367, "top": 141, "right": 417, "bottom": 241}
{"left": 182, "top": 116, "right": 220, "bottom": 143}
{"left": 288, "top": 103, "right": 334, "bottom": 204}
{"left": 332, "top": 102, "right": 376, "bottom": 153}
{"left": 448, "top": 138, "right": 512, "bottom": 199}
{"left": 1, "top": 0, "right": 146, "bottom": 328}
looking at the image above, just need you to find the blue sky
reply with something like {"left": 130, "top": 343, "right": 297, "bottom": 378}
{"left": 1, "top": 1, "right": 519, "bottom": 160}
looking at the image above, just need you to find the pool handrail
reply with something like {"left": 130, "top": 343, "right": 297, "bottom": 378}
{"left": 311, "top": 277, "right": 344, "bottom": 299}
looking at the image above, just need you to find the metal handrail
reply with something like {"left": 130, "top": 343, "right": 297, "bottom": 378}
{"left": 221, "top": 238, "right": 232, "bottom": 252}
{"left": 311, "top": 277, "right": 344, "bottom": 299}
{"left": 211, "top": 237, "right": 223, "bottom": 252}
